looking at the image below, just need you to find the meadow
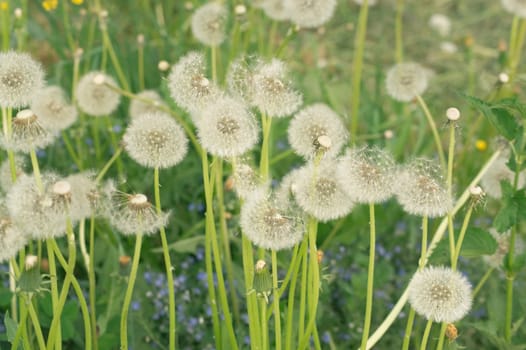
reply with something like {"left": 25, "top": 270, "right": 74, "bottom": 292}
{"left": 0, "top": 0, "right": 526, "bottom": 349}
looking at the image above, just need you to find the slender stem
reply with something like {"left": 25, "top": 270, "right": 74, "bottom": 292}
{"left": 11, "top": 299, "right": 29, "bottom": 350}
{"left": 452, "top": 206, "right": 474, "bottom": 271}
{"left": 1, "top": 2, "right": 10, "bottom": 50}
{"left": 29, "top": 149, "right": 44, "bottom": 193}
{"left": 447, "top": 123, "right": 456, "bottom": 266}
{"left": 350, "top": 0, "right": 369, "bottom": 139}
{"left": 285, "top": 240, "right": 306, "bottom": 350}
{"left": 60, "top": 0, "right": 76, "bottom": 52}
{"left": 272, "top": 250, "right": 282, "bottom": 350}
{"left": 211, "top": 46, "right": 218, "bottom": 82}
{"left": 395, "top": 0, "right": 404, "bottom": 63}
{"left": 242, "top": 234, "right": 261, "bottom": 350}
{"left": 364, "top": 150, "right": 502, "bottom": 350}
{"left": 297, "top": 233, "right": 309, "bottom": 344}
{"left": 509, "top": 19, "right": 526, "bottom": 81}
{"left": 154, "top": 167, "right": 177, "bottom": 350}
{"left": 415, "top": 95, "right": 446, "bottom": 172}
{"left": 473, "top": 268, "right": 494, "bottom": 298}
{"left": 89, "top": 216, "right": 99, "bottom": 350}
{"left": 120, "top": 234, "right": 143, "bottom": 350}
{"left": 100, "top": 25, "right": 130, "bottom": 91}
{"left": 260, "top": 113, "right": 272, "bottom": 181}
{"left": 27, "top": 299, "right": 47, "bottom": 350}
{"left": 420, "top": 320, "right": 433, "bottom": 350}
{"left": 401, "top": 308, "right": 416, "bottom": 350}
{"left": 46, "top": 239, "right": 62, "bottom": 350}
{"left": 61, "top": 131, "right": 82, "bottom": 169}
{"left": 360, "top": 203, "right": 376, "bottom": 350}
{"left": 435, "top": 322, "right": 448, "bottom": 350}
{"left": 138, "top": 41, "right": 145, "bottom": 91}
{"left": 261, "top": 298, "right": 269, "bottom": 350}
{"left": 95, "top": 147, "right": 123, "bottom": 183}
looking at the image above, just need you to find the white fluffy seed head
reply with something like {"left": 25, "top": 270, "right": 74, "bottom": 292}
{"left": 408, "top": 266, "right": 472, "bottom": 323}
{"left": 31, "top": 86, "right": 78, "bottom": 131}
{"left": 1, "top": 109, "right": 55, "bottom": 153}
{"left": 251, "top": 59, "right": 302, "bottom": 117}
{"left": 232, "top": 161, "right": 262, "bottom": 199}
{"left": 480, "top": 153, "right": 526, "bottom": 198}
{"left": 336, "top": 146, "right": 396, "bottom": 204}
{"left": 167, "top": 51, "right": 221, "bottom": 116}
{"left": 123, "top": 112, "right": 189, "bottom": 169}
{"left": 0, "top": 156, "right": 27, "bottom": 193}
{"left": 502, "top": 0, "right": 526, "bottom": 18}
{"left": 129, "top": 90, "right": 166, "bottom": 119}
{"left": 484, "top": 229, "right": 525, "bottom": 269}
{"left": 0, "top": 51, "right": 45, "bottom": 108}
{"left": 446, "top": 107, "right": 460, "bottom": 121}
{"left": 285, "top": 0, "right": 337, "bottom": 28}
{"left": 260, "top": 0, "right": 290, "bottom": 21}
{"left": 498, "top": 72, "right": 510, "bottom": 83}
{"left": 394, "top": 159, "right": 452, "bottom": 218}
{"left": 158, "top": 60, "right": 170, "bottom": 71}
{"left": 0, "top": 201, "right": 27, "bottom": 263}
{"left": 386, "top": 62, "right": 429, "bottom": 102}
{"left": 353, "top": 0, "right": 378, "bottom": 5}
{"left": 288, "top": 103, "right": 348, "bottom": 159}
{"left": 292, "top": 159, "right": 354, "bottom": 222}
{"left": 76, "top": 71, "right": 120, "bottom": 116}
{"left": 196, "top": 97, "right": 259, "bottom": 158}
{"left": 429, "top": 14, "right": 451, "bottom": 37}
{"left": 191, "top": 3, "right": 227, "bottom": 46}
{"left": 108, "top": 190, "right": 169, "bottom": 236}
{"left": 226, "top": 55, "right": 259, "bottom": 103}
{"left": 63, "top": 172, "right": 103, "bottom": 221}
{"left": 6, "top": 173, "right": 69, "bottom": 239}
{"left": 240, "top": 188, "right": 306, "bottom": 251}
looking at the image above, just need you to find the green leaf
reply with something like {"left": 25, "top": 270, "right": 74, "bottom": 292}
{"left": 4, "top": 312, "right": 18, "bottom": 343}
{"left": 459, "top": 228, "right": 498, "bottom": 257}
{"left": 153, "top": 234, "right": 205, "bottom": 253}
{"left": 495, "top": 186, "right": 526, "bottom": 232}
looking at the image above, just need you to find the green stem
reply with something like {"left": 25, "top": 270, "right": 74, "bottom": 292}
{"left": 120, "top": 233, "right": 143, "bottom": 350}
{"left": 297, "top": 233, "right": 309, "bottom": 344}
{"left": 46, "top": 239, "right": 62, "bottom": 350}
{"left": 509, "top": 19, "right": 526, "bottom": 80}
{"left": 452, "top": 206, "right": 474, "bottom": 271}
{"left": 447, "top": 123, "right": 456, "bottom": 267}
{"left": 420, "top": 320, "right": 433, "bottom": 350}
{"left": 285, "top": 240, "right": 306, "bottom": 350}
{"left": 154, "top": 167, "right": 177, "bottom": 350}
{"left": 100, "top": 25, "right": 130, "bottom": 91}
{"left": 260, "top": 113, "right": 272, "bottom": 181}
{"left": 435, "top": 322, "right": 448, "bottom": 350}
{"left": 61, "top": 131, "right": 83, "bottom": 169}
{"left": 242, "top": 234, "right": 261, "bottom": 350}
{"left": 401, "top": 308, "right": 416, "bottom": 350}
{"left": 27, "top": 299, "right": 47, "bottom": 350}
{"left": 95, "top": 147, "right": 123, "bottom": 183}
{"left": 395, "top": 0, "right": 404, "bottom": 63}
{"left": 350, "top": 0, "right": 370, "bottom": 140}
{"left": 1, "top": 2, "right": 10, "bottom": 50}
{"left": 138, "top": 40, "right": 145, "bottom": 91}
{"left": 473, "top": 268, "right": 494, "bottom": 298}
{"left": 360, "top": 203, "right": 376, "bottom": 350}
{"left": 29, "top": 149, "right": 44, "bottom": 193}
{"left": 60, "top": 0, "right": 76, "bottom": 53}
{"left": 89, "top": 216, "right": 99, "bottom": 350}
{"left": 261, "top": 298, "right": 269, "bottom": 350}
{"left": 211, "top": 46, "right": 218, "bottom": 82}
{"left": 11, "top": 299, "right": 29, "bottom": 350}
{"left": 415, "top": 95, "right": 446, "bottom": 172}
{"left": 272, "top": 250, "right": 282, "bottom": 350}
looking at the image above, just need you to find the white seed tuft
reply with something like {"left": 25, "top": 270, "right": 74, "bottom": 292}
{"left": 76, "top": 71, "right": 120, "bottom": 116}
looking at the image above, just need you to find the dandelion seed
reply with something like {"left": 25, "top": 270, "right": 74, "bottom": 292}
{"left": 0, "top": 156, "right": 27, "bottom": 193}
{"left": 1, "top": 109, "right": 55, "bottom": 153}
{"left": 123, "top": 112, "right": 188, "bottom": 169}
{"left": 395, "top": 159, "right": 451, "bottom": 218}
{"left": 288, "top": 103, "right": 348, "bottom": 159}
{"left": 76, "top": 71, "right": 120, "bottom": 116}
{"left": 285, "top": 0, "right": 337, "bottom": 28}
{"left": 480, "top": 152, "right": 525, "bottom": 198}
{"left": 502, "top": 0, "right": 526, "bottom": 18}
{"left": 226, "top": 55, "right": 259, "bottom": 103}
{"left": 337, "top": 146, "right": 396, "bottom": 204}
{"left": 167, "top": 51, "right": 221, "bottom": 116}
{"left": 196, "top": 97, "right": 259, "bottom": 158}
{"left": 0, "top": 51, "right": 45, "bottom": 108}
{"left": 6, "top": 173, "right": 68, "bottom": 239}
{"left": 293, "top": 159, "right": 354, "bottom": 222}
{"left": 252, "top": 59, "right": 302, "bottom": 117}
{"left": 129, "top": 90, "right": 166, "bottom": 119}
{"left": 385, "top": 62, "right": 429, "bottom": 102}
{"left": 191, "top": 3, "right": 227, "bottom": 46}
{"left": 0, "top": 201, "right": 27, "bottom": 263}
{"left": 408, "top": 266, "right": 472, "bottom": 323}
{"left": 241, "top": 188, "right": 305, "bottom": 250}
{"left": 31, "top": 86, "right": 78, "bottom": 131}
{"left": 108, "top": 191, "right": 169, "bottom": 236}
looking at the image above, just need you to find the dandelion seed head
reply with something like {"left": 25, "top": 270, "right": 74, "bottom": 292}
{"left": 429, "top": 14, "right": 451, "bottom": 37}
{"left": 232, "top": 161, "right": 262, "bottom": 199}
{"left": 260, "top": 0, "right": 290, "bottom": 21}
{"left": 337, "top": 146, "right": 396, "bottom": 204}
{"left": 129, "top": 90, "right": 166, "bottom": 119}
{"left": 226, "top": 55, "right": 259, "bottom": 103}
{"left": 167, "top": 52, "right": 221, "bottom": 116}
{"left": 76, "top": 71, "right": 120, "bottom": 116}
{"left": 0, "top": 201, "right": 27, "bottom": 263}
{"left": 0, "top": 156, "right": 27, "bottom": 193}
{"left": 285, "top": 0, "right": 337, "bottom": 28}
{"left": 395, "top": 159, "right": 451, "bottom": 217}
{"left": 1, "top": 109, "right": 55, "bottom": 153}
{"left": 108, "top": 190, "right": 169, "bottom": 236}
{"left": 293, "top": 159, "right": 354, "bottom": 222}
{"left": 408, "top": 266, "right": 472, "bottom": 323}
{"left": 484, "top": 229, "right": 525, "bottom": 269}
{"left": 502, "top": 0, "right": 526, "bottom": 18}
{"left": 123, "top": 112, "right": 189, "bottom": 169}
{"left": 191, "top": 3, "right": 227, "bottom": 46}
{"left": 252, "top": 59, "right": 302, "bottom": 117}
{"left": 31, "top": 86, "right": 78, "bottom": 131}
{"left": 0, "top": 51, "right": 45, "bottom": 108}
{"left": 481, "top": 153, "right": 526, "bottom": 198}
{"left": 288, "top": 103, "right": 348, "bottom": 159}
{"left": 241, "top": 188, "right": 305, "bottom": 251}
{"left": 197, "top": 97, "right": 259, "bottom": 158}
{"left": 385, "top": 62, "right": 428, "bottom": 102}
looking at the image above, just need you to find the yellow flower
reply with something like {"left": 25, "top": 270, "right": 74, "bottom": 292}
{"left": 42, "top": 0, "right": 58, "bottom": 11}
{"left": 0, "top": 1, "right": 8, "bottom": 11}
{"left": 475, "top": 139, "right": 487, "bottom": 151}
{"left": 71, "top": 0, "right": 83, "bottom": 4}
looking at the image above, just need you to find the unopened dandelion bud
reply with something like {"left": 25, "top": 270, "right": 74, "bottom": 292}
{"left": 25, "top": 255, "right": 38, "bottom": 270}
{"left": 158, "top": 60, "right": 170, "bottom": 71}
{"left": 137, "top": 34, "right": 145, "bottom": 45}
{"left": 446, "top": 107, "right": 460, "bottom": 121}
{"left": 253, "top": 259, "right": 272, "bottom": 303}
{"left": 119, "top": 255, "right": 132, "bottom": 267}
{"left": 234, "top": 4, "right": 246, "bottom": 16}
{"left": 408, "top": 266, "right": 472, "bottom": 323}
{"left": 14, "top": 7, "right": 22, "bottom": 18}
{"left": 0, "top": 51, "right": 45, "bottom": 108}
{"left": 498, "top": 72, "right": 509, "bottom": 84}
{"left": 18, "top": 254, "right": 44, "bottom": 294}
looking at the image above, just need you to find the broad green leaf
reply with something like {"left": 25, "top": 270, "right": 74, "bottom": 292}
{"left": 4, "top": 312, "right": 18, "bottom": 343}
{"left": 459, "top": 228, "right": 498, "bottom": 257}
{"left": 154, "top": 234, "right": 206, "bottom": 253}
